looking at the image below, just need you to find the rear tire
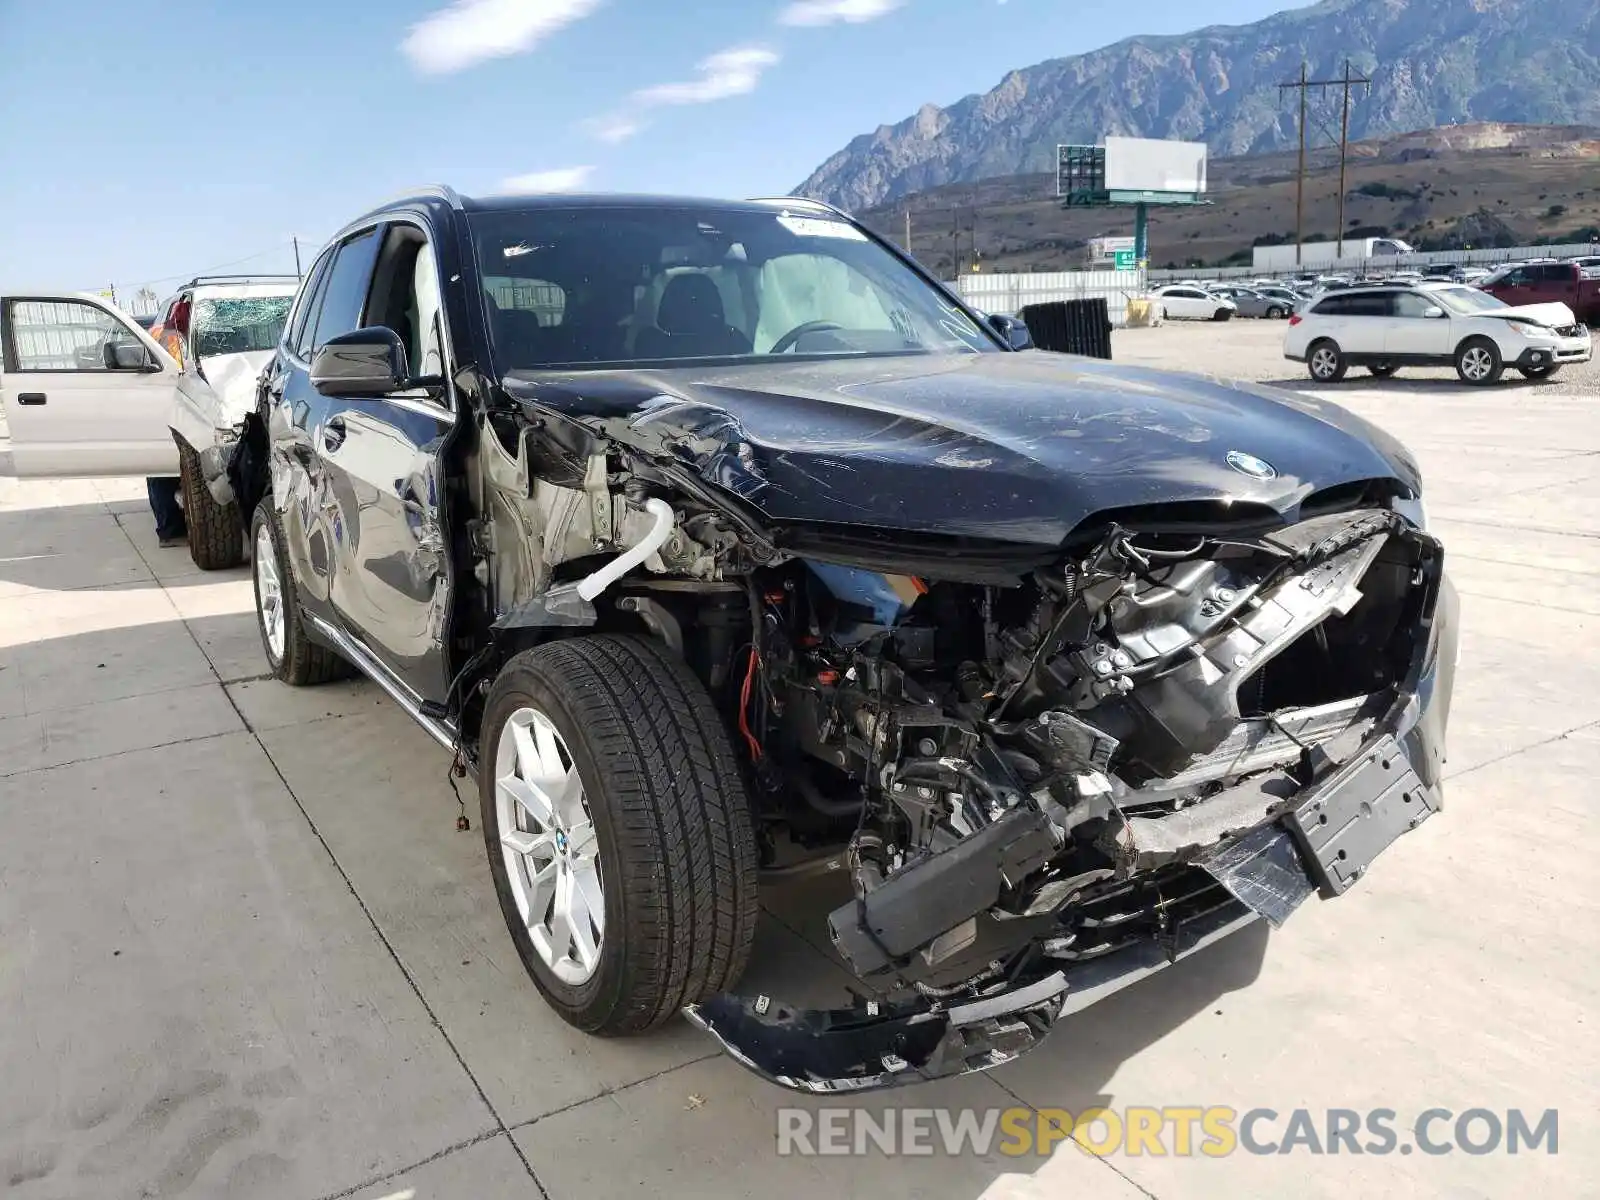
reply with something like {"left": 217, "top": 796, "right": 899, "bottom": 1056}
{"left": 1307, "top": 339, "right": 1348, "bottom": 382}
{"left": 1212, "top": 307, "right": 1233, "bottom": 321}
{"left": 1368, "top": 363, "right": 1399, "bottom": 378}
{"left": 1266, "top": 306, "right": 1288, "bottom": 320}
{"left": 1455, "top": 337, "right": 1504, "bottom": 386}
{"left": 177, "top": 439, "right": 245, "bottom": 570}
{"left": 250, "top": 500, "right": 349, "bottom": 686}
{"left": 480, "top": 635, "right": 759, "bottom": 1035}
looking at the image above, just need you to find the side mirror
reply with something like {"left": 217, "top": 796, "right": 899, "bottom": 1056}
{"left": 311, "top": 327, "right": 409, "bottom": 397}
{"left": 105, "top": 341, "right": 152, "bottom": 370}
{"left": 986, "top": 312, "right": 1033, "bottom": 350}
{"left": 1422, "top": 307, "right": 1445, "bottom": 319}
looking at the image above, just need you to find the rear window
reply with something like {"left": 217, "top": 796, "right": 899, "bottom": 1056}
{"left": 193, "top": 296, "right": 293, "bottom": 358}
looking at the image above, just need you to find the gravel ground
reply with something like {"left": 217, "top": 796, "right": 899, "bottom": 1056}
{"left": 1110, "top": 315, "right": 1600, "bottom": 396}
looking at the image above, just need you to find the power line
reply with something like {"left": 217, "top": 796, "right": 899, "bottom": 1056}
{"left": 106, "top": 235, "right": 322, "bottom": 295}
{"left": 1278, "top": 60, "right": 1373, "bottom": 265}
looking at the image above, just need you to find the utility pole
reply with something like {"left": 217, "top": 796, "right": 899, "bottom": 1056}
{"left": 1294, "top": 63, "right": 1307, "bottom": 266}
{"left": 292, "top": 236, "right": 303, "bottom": 279}
{"left": 1279, "top": 60, "right": 1373, "bottom": 268}
{"left": 1335, "top": 59, "right": 1354, "bottom": 258}
{"left": 904, "top": 208, "right": 912, "bottom": 256}
{"left": 951, "top": 209, "right": 960, "bottom": 279}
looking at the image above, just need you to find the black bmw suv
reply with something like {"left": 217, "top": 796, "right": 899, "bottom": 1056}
{"left": 236, "top": 187, "right": 1457, "bottom": 1092}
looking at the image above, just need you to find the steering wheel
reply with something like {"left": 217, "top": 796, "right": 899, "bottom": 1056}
{"left": 767, "top": 320, "right": 843, "bottom": 354}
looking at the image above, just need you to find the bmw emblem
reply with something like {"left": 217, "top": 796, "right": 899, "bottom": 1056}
{"left": 1226, "top": 450, "right": 1277, "bottom": 481}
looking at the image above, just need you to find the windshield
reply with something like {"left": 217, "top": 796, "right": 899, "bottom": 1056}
{"left": 467, "top": 204, "right": 995, "bottom": 371}
{"left": 193, "top": 296, "right": 293, "bottom": 358}
{"left": 1431, "top": 286, "right": 1507, "bottom": 315}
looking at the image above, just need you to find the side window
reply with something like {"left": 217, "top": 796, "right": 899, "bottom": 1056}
{"left": 309, "top": 229, "right": 382, "bottom": 353}
{"left": 1502, "top": 268, "right": 1528, "bottom": 286}
{"left": 1537, "top": 264, "right": 1570, "bottom": 283}
{"left": 288, "top": 250, "right": 336, "bottom": 358}
{"left": 1347, "top": 292, "right": 1396, "bottom": 317}
{"left": 1313, "top": 295, "right": 1350, "bottom": 316}
{"left": 2, "top": 299, "right": 141, "bottom": 371}
{"left": 1393, "top": 292, "right": 1434, "bottom": 318}
{"left": 366, "top": 225, "right": 449, "bottom": 380}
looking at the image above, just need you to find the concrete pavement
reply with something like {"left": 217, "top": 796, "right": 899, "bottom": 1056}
{"left": 1, "top": 384, "right": 1596, "bottom": 1199}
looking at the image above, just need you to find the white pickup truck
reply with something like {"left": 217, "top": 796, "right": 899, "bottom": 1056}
{"left": 1, "top": 276, "right": 299, "bottom": 568}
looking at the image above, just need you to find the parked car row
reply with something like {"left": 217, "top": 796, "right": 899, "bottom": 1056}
{"left": 0, "top": 186, "right": 1459, "bottom": 1094}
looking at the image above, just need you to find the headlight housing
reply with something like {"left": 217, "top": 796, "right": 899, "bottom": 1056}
{"left": 1392, "top": 494, "right": 1428, "bottom": 531}
{"left": 1506, "top": 320, "right": 1554, "bottom": 339}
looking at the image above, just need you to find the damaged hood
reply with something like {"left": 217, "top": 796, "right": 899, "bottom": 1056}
{"left": 198, "top": 350, "right": 275, "bottom": 427}
{"left": 502, "top": 352, "right": 1420, "bottom": 547}
{"left": 1492, "top": 301, "right": 1578, "bottom": 328}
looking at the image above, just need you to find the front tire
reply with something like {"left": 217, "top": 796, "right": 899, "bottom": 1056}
{"left": 1266, "top": 306, "right": 1288, "bottom": 320}
{"left": 481, "top": 635, "right": 759, "bottom": 1035}
{"left": 177, "top": 439, "right": 245, "bottom": 570}
{"left": 1455, "top": 337, "right": 1504, "bottom": 385}
{"left": 1212, "top": 307, "right": 1233, "bottom": 321}
{"left": 1517, "top": 363, "right": 1560, "bottom": 380}
{"left": 250, "top": 500, "right": 348, "bottom": 686}
{"left": 1307, "top": 339, "right": 1348, "bottom": 382}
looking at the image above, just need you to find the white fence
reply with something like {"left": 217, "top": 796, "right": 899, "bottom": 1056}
{"left": 952, "top": 269, "right": 1148, "bottom": 325}
{"left": 1149, "top": 241, "right": 1600, "bottom": 284}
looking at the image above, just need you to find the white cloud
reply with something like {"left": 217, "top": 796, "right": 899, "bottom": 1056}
{"left": 777, "top": 0, "right": 902, "bottom": 27}
{"left": 501, "top": 166, "right": 595, "bottom": 193}
{"left": 632, "top": 46, "right": 780, "bottom": 106}
{"left": 583, "top": 113, "right": 645, "bottom": 143}
{"left": 402, "top": 0, "right": 602, "bottom": 74}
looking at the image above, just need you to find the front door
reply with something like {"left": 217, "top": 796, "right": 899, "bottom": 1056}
{"left": 0, "top": 296, "right": 179, "bottom": 477}
{"left": 318, "top": 222, "right": 455, "bottom": 705}
{"left": 1384, "top": 291, "right": 1453, "bottom": 358}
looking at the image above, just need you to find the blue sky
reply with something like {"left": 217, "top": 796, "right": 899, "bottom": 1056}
{"left": 0, "top": 0, "right": 1293, "bottom": 300}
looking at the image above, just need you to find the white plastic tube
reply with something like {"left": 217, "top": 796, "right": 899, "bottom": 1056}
{"left": 574, "top": 498, "right": 676, "bottom": 602}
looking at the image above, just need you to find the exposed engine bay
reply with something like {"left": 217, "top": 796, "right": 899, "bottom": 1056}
{"left": 466, "top": 423, "right": 1449, "bottom": 1090}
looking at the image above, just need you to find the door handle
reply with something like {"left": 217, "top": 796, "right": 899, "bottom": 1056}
{"left": 17, "top": 393, "right": 46, "bottom": 405}
{"left": 321, "top": 417, "right": 347, "bottom": 452}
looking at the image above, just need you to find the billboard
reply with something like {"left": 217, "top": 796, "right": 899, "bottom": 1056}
{"left": 1104, "top": 137, "right": 1207, "bottom": 196}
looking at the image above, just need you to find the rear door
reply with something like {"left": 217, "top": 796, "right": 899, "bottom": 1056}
{"left": 0, "top": 295, "right": 180, "bottom": 477}
{"left": 266, "top": 235, "right": 370, "bottom": 629}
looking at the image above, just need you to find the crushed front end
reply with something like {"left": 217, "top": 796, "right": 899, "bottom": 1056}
{"left": 687, "top": 501, "right": 1457, "bottom": 1092}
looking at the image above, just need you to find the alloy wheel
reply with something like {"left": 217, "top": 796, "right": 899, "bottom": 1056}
{"left": 495, "top": 707, "right": 605, "bottom": 985}
{"left": 1461, "top": 346, "right": 1494, "bottom": 381}
{"left": 1311, "top": 346, "right": 1339, "bottom": 379}
{"left": 254, "top": 523, "right": 285, "bottom": 661}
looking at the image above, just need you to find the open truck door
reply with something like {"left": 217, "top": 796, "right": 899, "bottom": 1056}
{"left": 0, "top": 294, "right": 179, "bottom": 478}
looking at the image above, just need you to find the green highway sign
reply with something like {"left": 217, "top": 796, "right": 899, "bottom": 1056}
{"left": 1114, "top": 250, "right": 1136, "bottom": 269}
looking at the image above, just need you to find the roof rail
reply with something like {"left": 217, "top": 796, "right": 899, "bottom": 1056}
{"left": 373, "top": 183, "right": 466, "bottom": 211}
{"left": 184, "top": 274, "right": 302, "bottom": 286}
{"left": 747, "top": 195, "right": 848, "bottom": 217}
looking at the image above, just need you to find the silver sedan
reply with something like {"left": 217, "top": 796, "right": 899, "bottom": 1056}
{"left": 1210, "top": 287, "right": 1295, "bottom": 319}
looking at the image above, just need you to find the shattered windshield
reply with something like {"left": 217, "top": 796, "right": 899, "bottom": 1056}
{"left": 468, "top": 204, "right": 996, "bottom": 371}
{"left": 193, "top": 296, "right": 293, "bottom": 358}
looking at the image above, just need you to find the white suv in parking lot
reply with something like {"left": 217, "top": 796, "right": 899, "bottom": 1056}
{"left": 1283, "top": 282, "right": 1592, "bottom": 385}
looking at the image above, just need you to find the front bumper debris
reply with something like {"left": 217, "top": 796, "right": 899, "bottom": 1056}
{"left": 686, "top": 897, "right": 1258, "bottom": 1093}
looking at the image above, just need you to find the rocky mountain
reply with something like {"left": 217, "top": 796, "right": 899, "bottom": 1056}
{"left": 796, "top": 0, "right": 1600, "bottom": 211}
